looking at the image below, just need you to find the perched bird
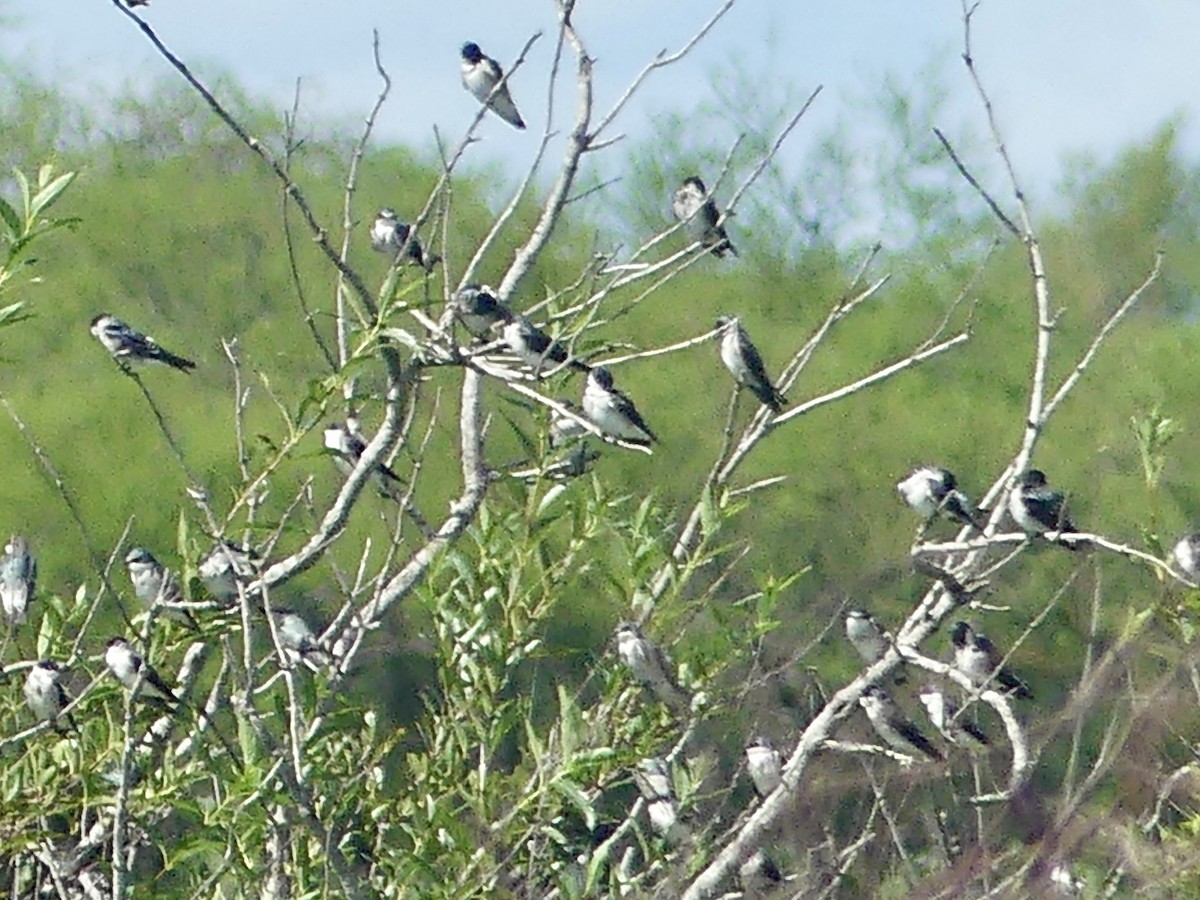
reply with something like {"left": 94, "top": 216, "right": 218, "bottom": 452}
{"left": 634, "top": 757, "right": 690, "bottom": 845}
{"left": 126, "top": 547, "right": 197, "bottom": 628}
{"left": 845, "top": 609, "right": 907, "bottom": 684}
{"left": 0, "top": 535, "right": 36, "bottom": 626}
{"left": 89, "top": 314, "right": 196, "bottom": 372}
{"left": 896, "top": 466, "right": 983, "bottom": 530}
{"left": 549, "top": 399, "right": 589, "bottom": 448}
{"left": 918, "top": 685, "right": 989, "bottom": 752}
{"left": 714, "top": 316, "right": 786, "bottom": 412}
{"left": 324, "top": 417, "right": 406, "bottom": 503}
{"left": 272, "top": 607, "right": 330, "bottom": 665}
{"left": 502, "top": 316, "right": 589, "bottom": 375}
{"left": 858, "top": 685, "right": 944, "bottom": 762}
{"left": 950, "top": 621, "right": 1032, "bottom": 699}
{"left": 369, "top": 209, "right": 434, "bottom": 270}
{"left": 739, "top": 849, "right": 784, "bottom": 896}
{"left": 582, "top": 368, "right": 658, "bottom": 447}
{"left": 614, "top": 621, "right": 687, "bottom": 709}
{"left": 671, "top": 176, "right": 737, "bottom": 258}
{"left": 104, "top": 637, "right": 178, "bottom": 707}
{"left": 460, "top": 41, "right": 526, "bottom": 130}
{"left": 24, "top": 660, "right": 76, "bottom": 733}
{"left": 197, "top": 540, "right": 259, "bottom": 605}
{"left": 744, "top": 736, "right": 783, "bottom": 798}
{"left": 451, "top": 284, "right": 513, "bottom": 338}
{"left": 1171, "top": 532, "right": 1200, "bottom": 581}
{"left": 1008, "top": 469, "right": 1079, "bottom": 544}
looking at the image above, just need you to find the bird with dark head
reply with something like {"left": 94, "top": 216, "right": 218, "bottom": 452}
{"left": 460, "top": 41, "right": 526, "bottom": 130}
{"left": 672, "top": 176, "right": 737, "bottom": 258}
{"left": 714, "top": 316, "right": 786, "bottom": 412}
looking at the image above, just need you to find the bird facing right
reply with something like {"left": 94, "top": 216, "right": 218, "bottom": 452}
{"left": 896, "top": 466, "right": 983, "bottom": 530}
{"left": 714, "top": 316, "right": 786, "bottom": 412}
{"left": 582, "top": 368, "right": 658, "bottom": 447}
{"left": 1008, "top": 469, "right": 1079, "bottom": 546}
{"left": 89, "top": 314, "right": 196, "bottom": 372}
{"left": 460, "top": 41, "right": 526, "bottom": 130}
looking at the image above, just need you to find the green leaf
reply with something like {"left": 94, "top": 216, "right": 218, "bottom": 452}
{"left": 558, "top": 685, "right": 582, "bottom": 759}
{"left": 29, "top": 171, "right": 76, "bottom": 218}
{"left": 0, "top": 197, "right": 19, "bottom": 236}
{"left": 551, "top": 776, "right": 596, "bottom": 831}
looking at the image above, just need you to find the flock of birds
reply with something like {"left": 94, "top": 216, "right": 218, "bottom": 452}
{"left": 15, "top": 36, "right": 1195, "bottom": 892}
{"left": 14, "top": 42, "right": 764, "bottom": 758}
{"left": 607, "top": 462, "right": 1200, "bottom": 885}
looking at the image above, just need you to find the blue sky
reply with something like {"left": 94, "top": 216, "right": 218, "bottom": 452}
{"left": 2, "top": 1, "right": 1197, "bottom": 221}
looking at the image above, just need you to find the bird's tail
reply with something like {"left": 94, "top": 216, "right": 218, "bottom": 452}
{"left": 160, "top": 349, "right": 197, "bottom": 372}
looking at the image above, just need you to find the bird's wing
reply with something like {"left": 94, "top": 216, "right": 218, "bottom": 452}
{"left": 613, "top": 389, "right": 658, "bottom": 442}
{"left": 896, "top": 719, "right": 943, "bottom": 761}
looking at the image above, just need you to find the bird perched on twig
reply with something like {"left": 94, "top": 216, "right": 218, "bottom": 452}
{"left": 370, "top": 209, "right": 435, "bottom": 271}
{"left": 858, "top": 685, "right": 944, "bottom": 762}
{"left": 844, "top": 609, "right": 907, "bottom": 684}
{"left": 324, "top": 417, "right": 407, "bottom": 503}
{"left": 104, "top": 637, "right": 179, "bottom": 708}
{"left": 633, "top": 757, "right": 691, "bottom": 845}
{"left": 744, "top": 736, "right": 783, "bottom": 798}
{"left": 197, "top": 540, "right": 260, "bottom": 605}
{"left": 672, "top": 176, "right": 737, "bottom": 258}
{"left": 460, "top": 41, "right": 526, "bottom": 130}
{"left": 1172, "top": 532, "right": 1200, "bottom": 581}
{"left": 614, "top": 621, "right": 687, "bottom": 710}
{"left": 126, "top": 547, "right": 198, "bottom": 629}
{"left": 0, "top": 535, "right": 36, "bottom": 627}
{"left": 896, "top": 466, "right": 983, "bottom": 530}
{"left": 271, "top": 607, "right": 331, "bottom": 666}
{"left": 450, "top": 284, "right": 513, "bottom": 339}
{"left": 24, "top": 660, "right": 76, "bottom": 734}
{"left": 950, "top": 621, "right": 1032, "bottom": 699}
{"left": 89, "top": 314, "right": 196, "bottom": 372}
{"left": 917, "top": 685, "right": 989, "bottom": 752}
{"left": 1008, "top": 469, "right": 1080, "bottom": 547}
{"left": 714, "top": 316, "right": 786, "bottom": 413}
{"left": 503, "top": 316, "right": 589, "bottom": 376}
{"left": 582, "top": 368, "right": 658, "bottom": 447}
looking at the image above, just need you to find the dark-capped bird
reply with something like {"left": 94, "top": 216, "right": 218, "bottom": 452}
{"left": 859, "top": 685, "right": 943, "bottom": 762}
{"left": 896, "top": 466, "right": 983, "bottom": 530}
{"left": 461, "top": 41, "right": 526, "bottom": 130}
{"left": 714, "top": 316, "right": 786, "bottom": 412}
{"left": 370, "top": 209, "right": 434, "bottom": 270}
{"left": 24, "top": 660, "right": 76, "bottom": 733}
{"left": 582, "top": 368, "right": 657, "bottom": 447}
{"left": 90, "top": 314, "right": 196, "bottom": 372}
{"left": 1008, "top": 469, "right": 1079, "bottom": 546}
{"left": 503, "top": 316, "right": 589, "bottom": 375}
{"left": 672, "top": 176, "right": 736, "bottom": 258}
{"left": 451, "top": 284, "right": 513, "bottom": 338}
{"left": 950, "top": 621, "right": 1032, "bottom": 699}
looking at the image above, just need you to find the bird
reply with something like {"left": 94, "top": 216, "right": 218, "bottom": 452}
{"left": 197, "top": 540, "right": 259, "bottom": 605}
{"left": 1008, "top": 469, "right": 1079, "bottom": 545}
{"left": 369, "top": 209, "right": 434, "bottom": 270}
{"left": 24, "top": 660, "right": 76, "bottom": 733}
{"left": 895, "top": 466, "right": 983, "bottom": 530}
{"left": 502, "top": 316, "right": 589, "bottom": 375}
{"left": 950, "top": 621, "right": 1032, "bottom": 699}
{"left": 0, "top": 535, "right": 36, "bottom": 626}
{"left": 858, "top": 685, "right": 944, "bottom": 762}
{"left": 633, "top": 757, "right": 690, "bottom": 845}
{"left": 125, "top": 547, "right": 197, "bottom": 628}
{"left": 324, "top": 417, "right": 406, "bottom": 503}
{"left": 744, "top": 736, "right": 783, "bottom": 798}
{"left": 450, "top": 284, "right": 513, "bottom": 338}
{"left": 671, "top": 176, "right": 737, "bottom": 258}
{"left": 549, "top": 399, "right": 589, "bottom": 448}
{"left": 104, "top": 637, "right": 178, "bottom": 707}
{"left": 917, "top": 685, "right": 989, "bottom": 752}
{"left": 460, "top": 41, "right": 526, "bottom": 130}
{"left": 844, "top": 609, "right": 907, "bottom": 684}
{"left": 714, "top": 316, "right": 786, "bottom": 412}
{"left": 89, "top": 314, "right": 196, "bottom": 372}
{"left": 582, "top": 368, "right": 658, "bottom": 447}
{"left": 614, "top": 621, "right": 687, "bottom": 709}
{"left": 1171, "top": 532, "right": 1200, "bottom": 581}
{"left": 272, "top": 607, "right": 330, "bottom": 665}
{"left": 739, "top": 849, "right": 784, "bottom": 896}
